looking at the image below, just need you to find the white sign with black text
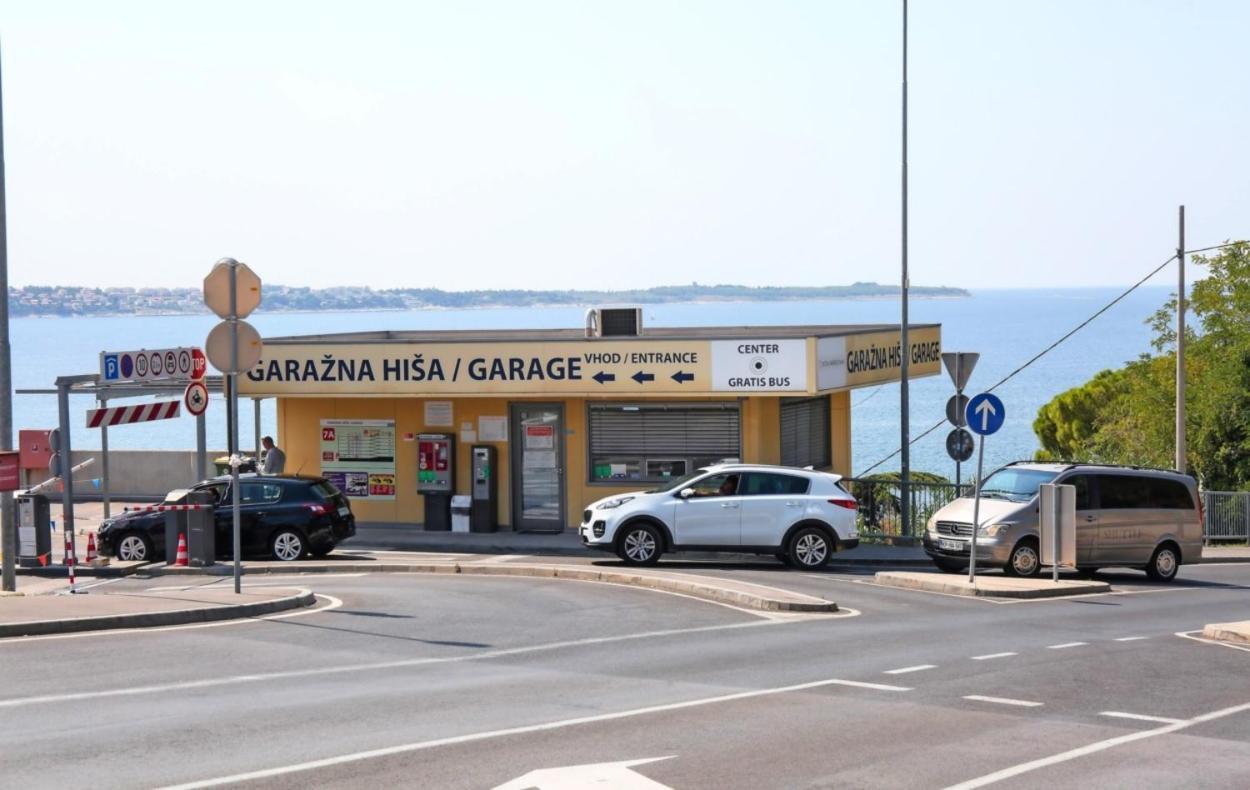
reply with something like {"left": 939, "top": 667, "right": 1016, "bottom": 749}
{"left": 710, "top": 339, "right": 807, "bottom": 392}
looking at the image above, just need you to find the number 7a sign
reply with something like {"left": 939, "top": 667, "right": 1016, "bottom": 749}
{"left": 322, "top": 427, "right": 336, "bottom": 442}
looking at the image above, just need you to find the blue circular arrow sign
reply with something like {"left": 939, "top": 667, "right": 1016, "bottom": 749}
{"left": 965, "top": 392, "right": 1005, "bottom": 436}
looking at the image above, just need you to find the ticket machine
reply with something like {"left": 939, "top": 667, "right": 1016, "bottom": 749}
{"left": 417, "top": 433, "right": 455, "bottom": 531}
{"left": 470, "top": 445, "right": 497, "bottom": 532}
{"left": 15, "top": 494, "right": 51, "bottom": 567}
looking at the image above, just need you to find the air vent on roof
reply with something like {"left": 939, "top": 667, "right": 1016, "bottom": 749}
{"left": 585, "top": 307, "right": 643, "bottom": 338}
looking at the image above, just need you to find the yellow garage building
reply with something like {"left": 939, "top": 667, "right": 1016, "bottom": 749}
{"left": 238, "top": 309, "right": 941, "bottom": 532}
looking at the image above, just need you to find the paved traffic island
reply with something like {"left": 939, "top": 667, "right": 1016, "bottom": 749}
{"left": 0, "top": 586, "right": 316, "bottom": 638}
{"left": 147, "top": 555, "right": 840, "bottom": 613}
{"left": 873, "top": 571, "right": 1112, "bottom": 599}
{"left": 1201, "top": 620, "right": 1250, "bottom": 645}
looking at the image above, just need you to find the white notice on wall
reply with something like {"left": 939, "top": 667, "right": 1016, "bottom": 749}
{"left": 710, "top": 339, "right": 807, "bottom": 392}
{"left": 479, "top": 416, "right": 508, "bottom": 442}
{"left": 424, "top": 401, "right": 453, "bottom": 427}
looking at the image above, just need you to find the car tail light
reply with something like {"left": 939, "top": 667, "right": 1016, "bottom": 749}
{"left": 828, "top": 498, "right": 858, "bottom": 510}
{"left": 305, "top": 503, "right": 329, "bottom": 516}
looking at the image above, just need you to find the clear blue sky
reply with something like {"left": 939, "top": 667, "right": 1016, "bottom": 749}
{"left": 2, "top": 0, "right": 1246, "bottom": 290}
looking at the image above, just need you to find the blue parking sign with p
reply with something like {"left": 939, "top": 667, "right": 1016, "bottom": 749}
{"left": 102, "top": 354, "right": 120, "bottom": 380}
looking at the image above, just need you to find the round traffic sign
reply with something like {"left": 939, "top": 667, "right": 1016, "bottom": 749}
{"left": 164, "top": 351, "right": 177, "bottom": 375}
{"left": 183, "top": 381, "right": 209, "bottom": 417}
{"left": 121, "top": 354, "right": 134, "bottom": 378}
{"left": 946, "top": 428, "right": 975, "bottom": 462}
{"left": 135, "top": 353, "right": 148, "bottom": 377}
{"left": 178, "top": 349, "right": 191, "bottom": 375}
{"left": 945, "top": 394, "right": 970, "bottom": 427}
{"left": 150, "top": 352, "right": 163, "bottom": 376}
{"left": 965, "top": 393, "right": 1005, "bottom": 436}
{"left": 206, "top": 320, "right": 264, "bottom": 374}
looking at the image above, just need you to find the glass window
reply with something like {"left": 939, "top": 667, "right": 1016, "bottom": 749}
{"left": 312, "top": 480, "right": 340, "bottom": 500}
{"left": 195, "top": 483, "right": 228, "bottom": 503}
{"left": 1097, "top": 475, "right": 1153, "bottom": 509}
{"left": 588, "top": 403, "right": 740, "bottom": 484}
{"left": 1057, "top": 475, "right": 1092, "bottom": 510}
{"left": 741, "top": 472, "right": 810, "bottom": 496}
{"left": 977, "top": 467, "right": 1059, "bottom": 502}
{"left": 686, "top": 473, "right": 741, "bottom": 498}
{"left": 1149, "top": 479, "right": 1195, "bottom": 510}
{"left": 240, "top": 482, "right": 282, "bottom": 505}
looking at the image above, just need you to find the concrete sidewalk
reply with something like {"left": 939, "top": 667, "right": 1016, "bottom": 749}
{"left": 874, "top": 571, "right": 1112, "bottom": 599}
{"left": 0, "top": 585, "right": 315, "bottom": 638}
{"left": 1200, "top": 620, "right": 1250, "bottom": 645}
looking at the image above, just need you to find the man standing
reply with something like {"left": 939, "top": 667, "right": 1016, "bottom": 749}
{"left": 261, "top": 436, "right": 286, "bottom": 474}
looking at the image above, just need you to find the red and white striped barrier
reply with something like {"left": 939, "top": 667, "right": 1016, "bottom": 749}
{"left": 123, "top": 504, "right": 212, "bottom": 513}
{"left": 64, "top": 530, "right": 78, "bottom": 593}
{"left": 86, "top": 400, "right": 180, "bottom": 429}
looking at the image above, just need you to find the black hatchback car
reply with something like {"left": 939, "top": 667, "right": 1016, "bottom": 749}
{"left": 98, "top": 474, "right": 356, "bottom": 563}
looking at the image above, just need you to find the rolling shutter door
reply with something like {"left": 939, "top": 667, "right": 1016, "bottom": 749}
{"left": 780, "top": 396, "right": 831, "bottom": 469}
{"left": 588, "top": 404, "right": 741, "bottom": 461}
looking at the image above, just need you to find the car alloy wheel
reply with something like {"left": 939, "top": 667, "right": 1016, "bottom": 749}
{"left": 117, "top": 534, "right": 149, "bottom": 562}
{"left": 623, "top": 527, "right": 658, "bottom": 564}
{"left": 790, "top": 528, "right": 830, "bottom": 568}
{"left": 271, "top": 530, "right": 304, "bottom": 562}
{"left": 1007, "top": 541, "right": 1040, "bottom": 577}
{"left": 1147, "top": 546, "right": 1179, "bottom": 581}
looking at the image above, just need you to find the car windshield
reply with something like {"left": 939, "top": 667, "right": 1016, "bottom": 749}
{"left": 645, "top": 469, "right": 712, "bottom": 494}
{"left": 976, "top": 468, "right": 1059, "bottom": 502}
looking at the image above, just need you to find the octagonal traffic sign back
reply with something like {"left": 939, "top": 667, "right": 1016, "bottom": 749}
{"left": 203, "top": 260, "right": 262, "bottom": 319}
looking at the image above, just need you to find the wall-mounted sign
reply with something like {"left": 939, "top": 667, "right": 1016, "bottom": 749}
{"left": 817, "top": 327, "right": 943, "bottom": 390}
{"left": 320, "top": 419, "right": 396, "bottom": 501}
{"left": 709, "top": 339, "right": 807, "bottom": 392}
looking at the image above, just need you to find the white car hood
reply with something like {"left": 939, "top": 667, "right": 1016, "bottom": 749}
{"left": 587, "top": 491, "right": 651, "bottom": 510}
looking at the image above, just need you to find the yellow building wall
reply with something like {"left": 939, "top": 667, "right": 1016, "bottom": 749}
{"left": 276, "top": 394, "right": 833, "bottom": 527}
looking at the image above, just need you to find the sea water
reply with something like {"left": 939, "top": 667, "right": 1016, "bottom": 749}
{"left": 12, "top": 286, "right": 1172, "bottom": 478}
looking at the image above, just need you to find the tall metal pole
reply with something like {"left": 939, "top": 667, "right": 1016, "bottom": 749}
{"left": 899, "top": 0, "right": 912, "bottom": 537}
{"left": 100, "top": 395, "right": 110, "bottom": 519}
{"left": 1176, "top": 205, "right": 1186, "bottom": 473}
{"left": 229, "top": 263, "right": 241, "bottom": 594}
{"left": 967, "top": 436, "right": 984, "bottom": 584}
{"left": 56, "top": 380, "right": 76, "bottom": 587}
{"left": 0, "top": 42, "right": 16, "bottom": 592}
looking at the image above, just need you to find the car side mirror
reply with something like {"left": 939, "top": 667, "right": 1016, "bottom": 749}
{"left": 679, "top": 488, "right": 695, "bottom": 499}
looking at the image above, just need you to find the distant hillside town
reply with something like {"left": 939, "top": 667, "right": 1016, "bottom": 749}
{"left": 8, "top": 282, "right": 969, "bottom": 317}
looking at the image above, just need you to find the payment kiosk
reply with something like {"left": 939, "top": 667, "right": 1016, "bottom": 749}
{"left": 470, "top": 445, "right": 498, "bottom": 532}
{"left": 15, "top": 494, "right": 51, "bottom": 567}
{"left": 417, "top": 433, "right": 455, "bottom": 531}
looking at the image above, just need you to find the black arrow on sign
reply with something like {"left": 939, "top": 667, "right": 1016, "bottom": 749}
{"left": 632, "top": 371, "right": 655, "bottom": 384}
{"left": 671, "top": 371, "right": 694, "bottom": 383}
{"left": 592, "top": 371, "right": 616, "bottom": 384}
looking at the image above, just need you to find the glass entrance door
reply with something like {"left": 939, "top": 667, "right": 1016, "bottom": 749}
{"left": 510, "top": 404, "right": 565, "bottom": 533}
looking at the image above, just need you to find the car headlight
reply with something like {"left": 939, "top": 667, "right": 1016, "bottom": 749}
{"left": 978, "top": 523, "right": 1011, "bottom": 537}
{"left": 598, "top": 496, "right": 635, "bottom": 510}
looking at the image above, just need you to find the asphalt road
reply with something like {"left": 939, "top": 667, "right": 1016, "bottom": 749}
{"left": 1, "top": 561, "right": 1247, "bottom": 789}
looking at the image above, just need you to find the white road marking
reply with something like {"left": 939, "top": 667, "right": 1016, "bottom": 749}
{"left": 0, "top": 593, "right": 342, "bottom": 645}
{"left": 963, "top": 695, "right": 1044, "bottom": 708}
{"left": 883, "top": 664, "right": 936, "bottom": 675}
{"left": 828, "top": 679, "right": 912, "bottom": 692}
{"left": 156, "top": 676, "right": 908, "bottom": 790}
{"left": 0, "top": 619, "right": 782, "bottom": 708}
{"left": 1099, "top": 711, "right": 1184, "bottom": 725}
{"left": 494, "top": 757, "right": 674, "bottom": 789}
{"left": 1047, "top": 642, "right": 1088, "bottom": 649}
{"left": 1113, "top": 636, "right": 1148, "bottom": 642}
{"left": 971, "top": 652, "right": 1017, "bottom": 660}
{"left": 944, "top": 700, "right": 1250, "bottom": 789}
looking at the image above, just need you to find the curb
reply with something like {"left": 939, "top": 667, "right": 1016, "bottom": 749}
{"left": 0, "top": 590, "right": 316, "bottom": 639}
{"left": 1200, "top": 621, "right": 1250, "bottom": 645}
{"left": 873, "top": 571, "right": 1112, "bottom": 599}
{"left": 146, "top": 562, "right": 837, "bottom": 613}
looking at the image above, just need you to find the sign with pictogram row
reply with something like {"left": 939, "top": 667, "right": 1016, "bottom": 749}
{"left": 86, "top": 400, "right": 181, "bottom": 428}
{"left": 100, "top": 347, "right": 206, "bottom": 384}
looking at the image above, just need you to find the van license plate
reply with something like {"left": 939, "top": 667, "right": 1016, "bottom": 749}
{"left": 337, "top": 506, "right": 351, "bottom": 517}
{"left": 939, "top": 539, "right": 966, "bottom": 552}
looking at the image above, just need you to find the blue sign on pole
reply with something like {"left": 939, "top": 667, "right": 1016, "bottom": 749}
{"left": 965, "top": 393, "right": 1005, "bottom": 436}
{"left": 102, "top": 354, "right": 120, "bottom": 381}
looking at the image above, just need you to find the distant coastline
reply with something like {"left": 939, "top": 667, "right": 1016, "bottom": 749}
{"left": 9, "top": 282, "right": 969, "bottom": 319}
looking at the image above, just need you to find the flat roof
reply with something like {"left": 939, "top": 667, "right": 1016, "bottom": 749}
{"left": 267, "top": 323, "right": 941, "bottom": 345}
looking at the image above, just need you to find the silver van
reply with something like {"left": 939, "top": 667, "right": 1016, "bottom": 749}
{"left": 922, "top": 462, "right": 1203, "bottom": 581}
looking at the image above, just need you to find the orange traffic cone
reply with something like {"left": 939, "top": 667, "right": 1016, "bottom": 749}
{"left": 174, "top": 533, "right": 189, "bottom": 567}
{"left": 84, "top": 533, "right": 99, "bottom": 565}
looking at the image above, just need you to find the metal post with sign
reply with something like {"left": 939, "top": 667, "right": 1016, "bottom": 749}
{"left": 203, "top": 258, "right": 263, "bottom": 595}
{"left": 941, "top": 352, "right": 979, "bottom": 489}
{"left": 1039, "top": 483, "right": 1077, "bottom": 583}
{"left": 964, "top": 392, "right": 1004, "bottom": 583}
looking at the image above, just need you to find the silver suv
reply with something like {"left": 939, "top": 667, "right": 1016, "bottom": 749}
{"left": 923, "top": 462, "right": 1202, "bottom": 581}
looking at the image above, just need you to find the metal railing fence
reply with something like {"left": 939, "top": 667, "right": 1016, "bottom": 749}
{"left": 844, "top": 477, "right": 972, "bottom": 541}
{"left": 1203, "top": 491, "right": 1250, "bottom": 543}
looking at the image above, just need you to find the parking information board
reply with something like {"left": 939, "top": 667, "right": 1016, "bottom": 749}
{"left": 319, "top": 420, "right": 396, "bottom": 501}
{"left": 100, "top": 347, "right": 207, "bottom": 383}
